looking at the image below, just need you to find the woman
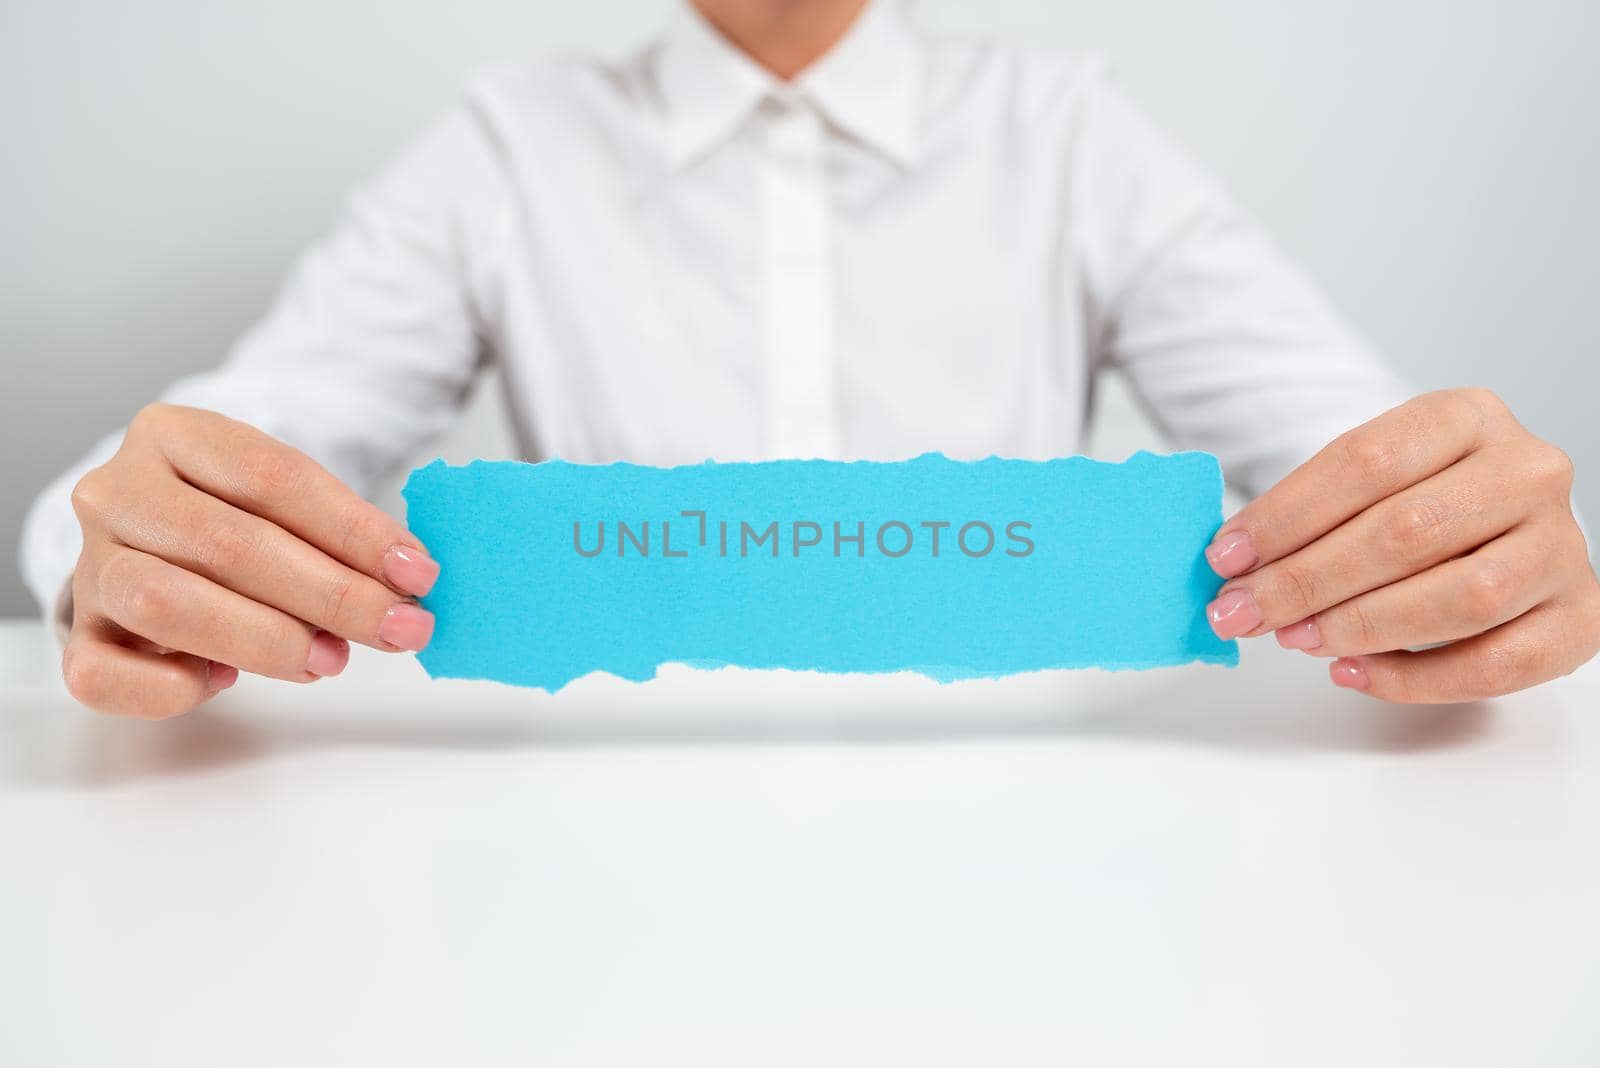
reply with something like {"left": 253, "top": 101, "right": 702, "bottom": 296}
{"left": 21, "top": 0, "right": 1599, "bottom": 717}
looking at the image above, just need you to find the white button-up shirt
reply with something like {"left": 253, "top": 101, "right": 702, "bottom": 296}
{"left": 21, "top": 0, "right": 1409, "bottom": 618}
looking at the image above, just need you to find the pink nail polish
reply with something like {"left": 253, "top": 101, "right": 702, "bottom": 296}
{"left": 383, "top": 544, "right": 440, "bottom": 598}
{"left": 1206, "top": 587, "right": 1262, "bottom": 640}
{"left": 207, "top": 662, "right": 240, "bottom": 695}
{"left": 306, "top": 632, "right": 349, "bottom": 677}
{"left": 1330, "top": 658, "right": 1370, "bottom": 691}
{"left": 1205, "top": 529, "right": 1259, "bottom": 578}
{"left": 379, "top": 603, "right": 435, "bottom": 652}
{"left": 1275, "top": 619, "right": 1323, "bottom": 651}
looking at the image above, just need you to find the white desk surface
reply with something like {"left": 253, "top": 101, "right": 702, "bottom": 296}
{"left": 3, "top": 617, "right": 1598, "bottom": 1066}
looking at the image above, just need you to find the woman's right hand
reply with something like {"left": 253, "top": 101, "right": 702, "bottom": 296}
{"left": 62, "top": 404, "right": 439, "bottom": 718}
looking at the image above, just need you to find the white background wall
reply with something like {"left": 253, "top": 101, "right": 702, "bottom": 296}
{"left": 3, "top": 0, "right": 1596, "bottom": 616}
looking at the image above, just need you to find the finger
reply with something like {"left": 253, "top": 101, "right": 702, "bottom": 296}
{"left": 1205, "top": 389, "right": 1515, "bottom": 578}
{"left": 1275, "top": 519, "right": 1581, "bottom": 656}
{"left": 106, "top": 480, "right": 433, "bottom": 652}
{"left": 1328, "top": 594, "right": 1600, "bottom": 704}
{"left": 92, "top": 545, "right": 350, "bottom": 682}
{"left": 1206, "top": 444, "right": 1536, "bottom": 639}
{"left": 61, "top": 625, "right": 229, "bottom": 719}
{"left": 136, "top": 405, "right": 439, "bottom": 597}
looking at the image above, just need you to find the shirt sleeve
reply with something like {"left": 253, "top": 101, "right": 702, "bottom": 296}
{"left": 1072, "top": 64, "right": 1413, "bottom": 497}
{"left": 18, "top": 93, "right": 511, "bottom": 628}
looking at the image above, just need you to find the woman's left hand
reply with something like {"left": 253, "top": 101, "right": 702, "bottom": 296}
{"left": 1203, "top": 388, "right": 1600, "bottom": 702}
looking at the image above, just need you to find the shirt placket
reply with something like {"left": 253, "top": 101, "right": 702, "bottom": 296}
{"left": 757, "top": 95, "right": 838, "bottom": 460}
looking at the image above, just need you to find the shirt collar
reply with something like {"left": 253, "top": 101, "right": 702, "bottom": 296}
{"left": 653, "top": 0, "right": 922, "bottom": 170}
{"left": 797, "top": 0, "right": 921, "bottom": 168}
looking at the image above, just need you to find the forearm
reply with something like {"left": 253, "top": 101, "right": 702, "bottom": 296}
{"left": 18, "top": 101, "right": 507, "bottom": 631}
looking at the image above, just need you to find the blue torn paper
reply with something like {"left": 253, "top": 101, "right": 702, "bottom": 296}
{"left": 401, "top": 452, "right": 1237, "bottom": 691}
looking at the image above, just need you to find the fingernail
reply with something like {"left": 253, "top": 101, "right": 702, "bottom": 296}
{"left": 383, "top": 544, "right": 439, "bottom": 598}
{"left": 1205, "top": 529, "right": 1259, "bottom": 578}
{"left": 1330, "top": 657, "right": 1370, "bottom": 691}
{"left": 1275, "top": 619, "right": 1323, "bottom": 652}
{"left": 1206, "top": 587, "right": 1262, "bottom": 640}
{"left": 306, "top": 632, "right": 350, "bottom": 677}
{"left": 379, "top": 603, "right": 435, "bottom": 652}
{"left": 206, "top": 662, "right": 239, "bottom": 697}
